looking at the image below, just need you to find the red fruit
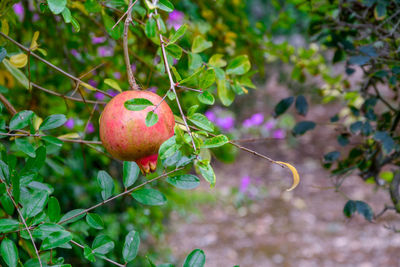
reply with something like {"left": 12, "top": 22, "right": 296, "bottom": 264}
{"left": 99, "top": 90, "right": 175, "bottom": 174}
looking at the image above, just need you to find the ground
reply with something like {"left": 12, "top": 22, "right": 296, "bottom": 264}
{"left": 164, "top": 76, "right": 400, "bottom": 267}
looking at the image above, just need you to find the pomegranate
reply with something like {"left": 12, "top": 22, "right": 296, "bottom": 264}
{"left": 99, "top": 90, "right": 175, "bottom": 174}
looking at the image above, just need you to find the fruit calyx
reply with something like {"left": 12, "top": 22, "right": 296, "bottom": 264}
{"left": 135, "top": 154, "right": 158, "bottom": 174}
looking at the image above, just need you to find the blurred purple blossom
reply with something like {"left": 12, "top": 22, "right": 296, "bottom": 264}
{"left": 167, "top": 10, "right": 184, "bottom": 30}
{"left": 173, "top": 58, "right": 178, "bottom": 65}
{"left": 107, "top": 89, "right": 119, "bottom": 97}
{"left": 65, "top": 118, "right": 75, "bottom": 129}
{"left": 153, "top": 56, "right": 160, "bottom": 65}
{"left": 86, "top": 122, "right": 95, "bottom": 134}
{"left": 91, "top": 36, "right": 106, "bottom": 44}
{"left": 131, "top": 63, "right": 136, "bottom": 73}
{"left": 148, "top": 87, "right": 157, "bottom": 93}
{"left": 94, "top": 92, "right": 105, "bottom": 101}
{"left": 97, "top": 46, "right": 114, "bottom": 57}
{"left": 32, "top": 13, "right": 40, "bottom": 22}
{"left": 242, "top": 113, "right": 265, "bottom": 128}
{"left": 239, "top": 175, "right": 251, "bottom": 193}
{"left": 205, "top": 110, "right": 216, "bottom": 122}
{"left": 13, "top": 3, "right": 25, "bottom": 21}
{"left": 70, "top": 49, "right": 79, "bottom": 57}
{"left": 88, "top": 79, "right": 98, "bottom": 87}
{"left": 113, "top": 72, "right": 121, "bottom": 79}
{"left": 264, "top": 119, "right": 276, "bottom": 131}
{"left": 216, "top": 116, "right": 235, "bottom": 131}
{"left": 273, "top": 129, "right": 286, "bottom": 139}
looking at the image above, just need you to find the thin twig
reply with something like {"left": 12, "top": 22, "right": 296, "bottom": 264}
{"left": 123, "top": 0, "right": 139, "bottom": 90}
{"left": 70, "top": 240, "right": 125, "bottom": 267}
{"left": 0, "top": 32, "right": 112, "bottom": 98}
{"left": 5, "top": 188, "right": 43, "bottom": 266}
{"left": 57, "top": 167, "right": 183, "bottom": 225}
{"left": 154, "top": 6, "right": 197, "bottom": 151}
{"left": 0, "top": 93, "right": 17, "bottom": 115}
{"left": 152, "top": 88, "right": 171, "bottom": 112}
{"left": 112, "top": 0, "right": 139, "bottom": 30}
{"left": 0, "top": 132, "right": 102, "bottom": 144}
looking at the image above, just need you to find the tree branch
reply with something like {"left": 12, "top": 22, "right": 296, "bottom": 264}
{"left": 123, "top": 0, "right": 139, "bottom": 90}
{"left": 0, "top": 93, "right": 17, "bottom": 115}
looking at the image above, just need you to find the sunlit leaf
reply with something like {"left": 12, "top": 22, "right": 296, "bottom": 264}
{"left": 275, "top": 161, "right": 300, "bottom": 191}
{"left": 9, "top": 53, "right": 27, "bottom": 68}
{"left": 104, "top": 78, "right": 122, "bottom": 92}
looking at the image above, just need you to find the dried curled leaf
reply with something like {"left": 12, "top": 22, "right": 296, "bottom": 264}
{"left": 275, "top": 161, "right": 300, "bottom": 191}
{"left": 58, "top": 133, "right": 80, "bottom": 139}
{"left": 30, "top": 31, "right": 40, "bottom": 50}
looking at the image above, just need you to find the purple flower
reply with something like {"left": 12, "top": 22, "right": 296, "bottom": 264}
{"left": 153, "top": 56, "right": 160, "bottom": 65}
{"left": 167, "top": 10, "right": 184, "bottom": 30}
{"left": 250, "top": 113, "right": 264, "bottom": 126}
{"left": 65, "top": 118, "right": 75, "bottom": 129}
{"left": 173, "top": 58, "right": 178, "bottom": 65}
{"left": 70, "top": 49, "right": 79, "bottom": 57}
{"left": 239, "top": 175, "right": 251, "bottom": 193}
{"left": 13, "top": 3, "right": 25, "bottom": 21}
{"left": 242, "top": 119, "right": 253, "bottom": 128}
{"left": 216, "top": 116, "right": 235, "bottom": 131}
{"left": 88, "top": 79, "right": 98, "bottom": 87}
{"left": 91, "top": 36, "right": 106, "bottom": 44}
{"left": 264, "top": 119, "right": 276, "bottom": 131}
{"left": 107, "top": 89, "right": 119, "bottom": 97}
{"left": 131, "top": 63, "right": 136, "bottom": 73}
{"left": 113, "top": 72, "right": 121, "bottom": 79}
{"left": 32, "top": 14, "right": 40, "bottom": 22}
{"left": 86, "top": 122, "right": 95, "bottom": 134}
{"left": 94, "top": 92, "right": 105, "bottom": 101}
{"left": 205, "top": 110, "right": 216, "bottom": 122}
{"left": 148, "top": 87, "right": 157, "bottom": 93}
{"left": 273, "top": 129, "right": 286, "bottom": 139}
{"left": 97, "top": 46, "right": 114, "bottom": 57}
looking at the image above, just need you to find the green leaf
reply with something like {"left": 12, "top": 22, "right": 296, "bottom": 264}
{"left": 217, "top": 79, "right": 234, "bottom": 106}
{"left": 169, "top": 24, "right": 187, "bottom": 43}
{"left": 199, "top": 69, "right": 215, "bottom": 89}
{"left": 208, "top": 54, "right": 226, "bottom": 68}
{"left": 292, "top": 121, "right": 316, "bottom": 136}
{"left": 22, "top": 190, "right": 49, "bottom": 218}
{"left": 373, "top": 131, "right": 395, "bottom": 154}
{"left": 11, "top": 173, "right": 20, "bottom": 204}
{"left": 32, "top": 223, "right": 63, "bottom": 240}
{"left": 274, "top": 97, "right": 294, "bottom": 117}
{"left": 48, "top": 197, "right": 61, "bottom": 223}
{"left": 145, "top": 111, "right": 159, "bottom": 127}
{"left": 92, "top": 234, "right": 115, "bottom": 255}
{"left": 39, "top": 114, "right": 67, "bottom": 131}
{"left": 131, "top": 188, "right": 167, "bottom": 206}
{"left": 0, "top": 195, "right": 14, "bottom": 215}
{"left": 1, "top": 239, "right": 18, "bottom": 267}
{"left": 166, "top": 174, "right": 200, "bottom": 190}
{"left": 9, "top": 110, "right": 34, "bottom": 130}
{"left": 0, "top": 160, "right": 9, "bottom": 183}
{"left": 188, "top": 53, "right": 203, "bottom": 70}
{"left": 86, "top": 213, "right": 104, "bottom": 230}
{"left": 41, "top": 136, "right": 63, "bottom": 147}
{"left": 41, "top": 230, "right": 72, "bottom": 250}
{"left": 47, "top": 0, "right": 67, "bottom": 14}
{"left": 123, "top": 161, "right": 140, "bottom": 188}
{"left": 188, "top": 113, "right": 214, "bottom": 132}
{"left": 123, "top": 230, "right": 140, "bottom": 262}
{"left": 103, "top": 13, "right": 123, "bottom": 40}
{"left": 84, "top": 246, "right": 95, "bottom": 262}
{"left": 0, "top": 219, "right": 20, "bottom": 233}
{"left": 187, "top": 105, "right": 199, "bottom": 117}
{"left": 159, "top": 136, "right": 180, "bottom": 160}
{"left": 355, "top": 201, "right": 374, "bottom": 222}
{"left": 59, "top": 209, "right": 86, "bottom": 224}
{"left": 197, "top": 91, "right": 215, "bottom": 105}
{"left": 166, "top": 44, "right": 182, "bottom": 59}
{"left": 295, "top": 95, "right": 308, "bottom": 116}
{"left": 183, "top": 249, "right": 205, "bottom": 267}
{"left": 61, "top": 7, "right": 72, "bottom": 23}
{"left": 349, "top": 55, "right": 370, "bottom": 66}
{"left": 202, "top": 135, "right": 229, "bottom": 148}
{"left": 124, "top": 98, "right": 154, "bottom": 111}
{"left": 226, "top": 55, "right": 251, "bottom": 75}
{"left": 192, "top": 36, "right": 212, "bottom": 53}
{"left": 15, "top": 138, "right": 36, "bottom": 158}
{"left": 71, "top": 16, "right": 80, "bottom": 32}
{"left": 104, "top": 78, "right": 122, "bottom": 92}
{"left": 97, "top": 171, "right": 115, "bottom": 201}
{"left": 343, "top": 200, "right": 356, "bottom": 218}
{"left": 84, "top": 0, "right": 102, "bottom": 13}
{"left": 195, "top": 160, "right": 215, "bottom": 187}
{"left": 145, "top": 17, "right": 157, "bottom": 38}
{"left": 157, "top": 0, "right": 174, "bottom": 12}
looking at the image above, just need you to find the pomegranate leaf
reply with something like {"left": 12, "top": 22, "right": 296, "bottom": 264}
{"left": 202, "top": 135, "right": 229, "bottom": 149}
{"left": 169, "top": 24, "right": 187, "bottom": 44}
{"left": 123, "top": 162, "right": 140, "bottom": 188}
{"left": 188, "top": 113, "right": 214, "bottom": 132}
{"left": 145, "top": 111, "right": 159, "bottom": 127}
{"left": 124, "top": 98, "right": 154, "bottom": 111}
{"left": 183, "top": 249, "right": 206, "bottom": 267}
{"left": 166, "top": 174, "right": 200, "bottom": 190}
{"left": 123, "top": 230, "right": 140, "bottom": 262}
{"left": 131, "top": 188, "right": 167, "bottom": 206}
